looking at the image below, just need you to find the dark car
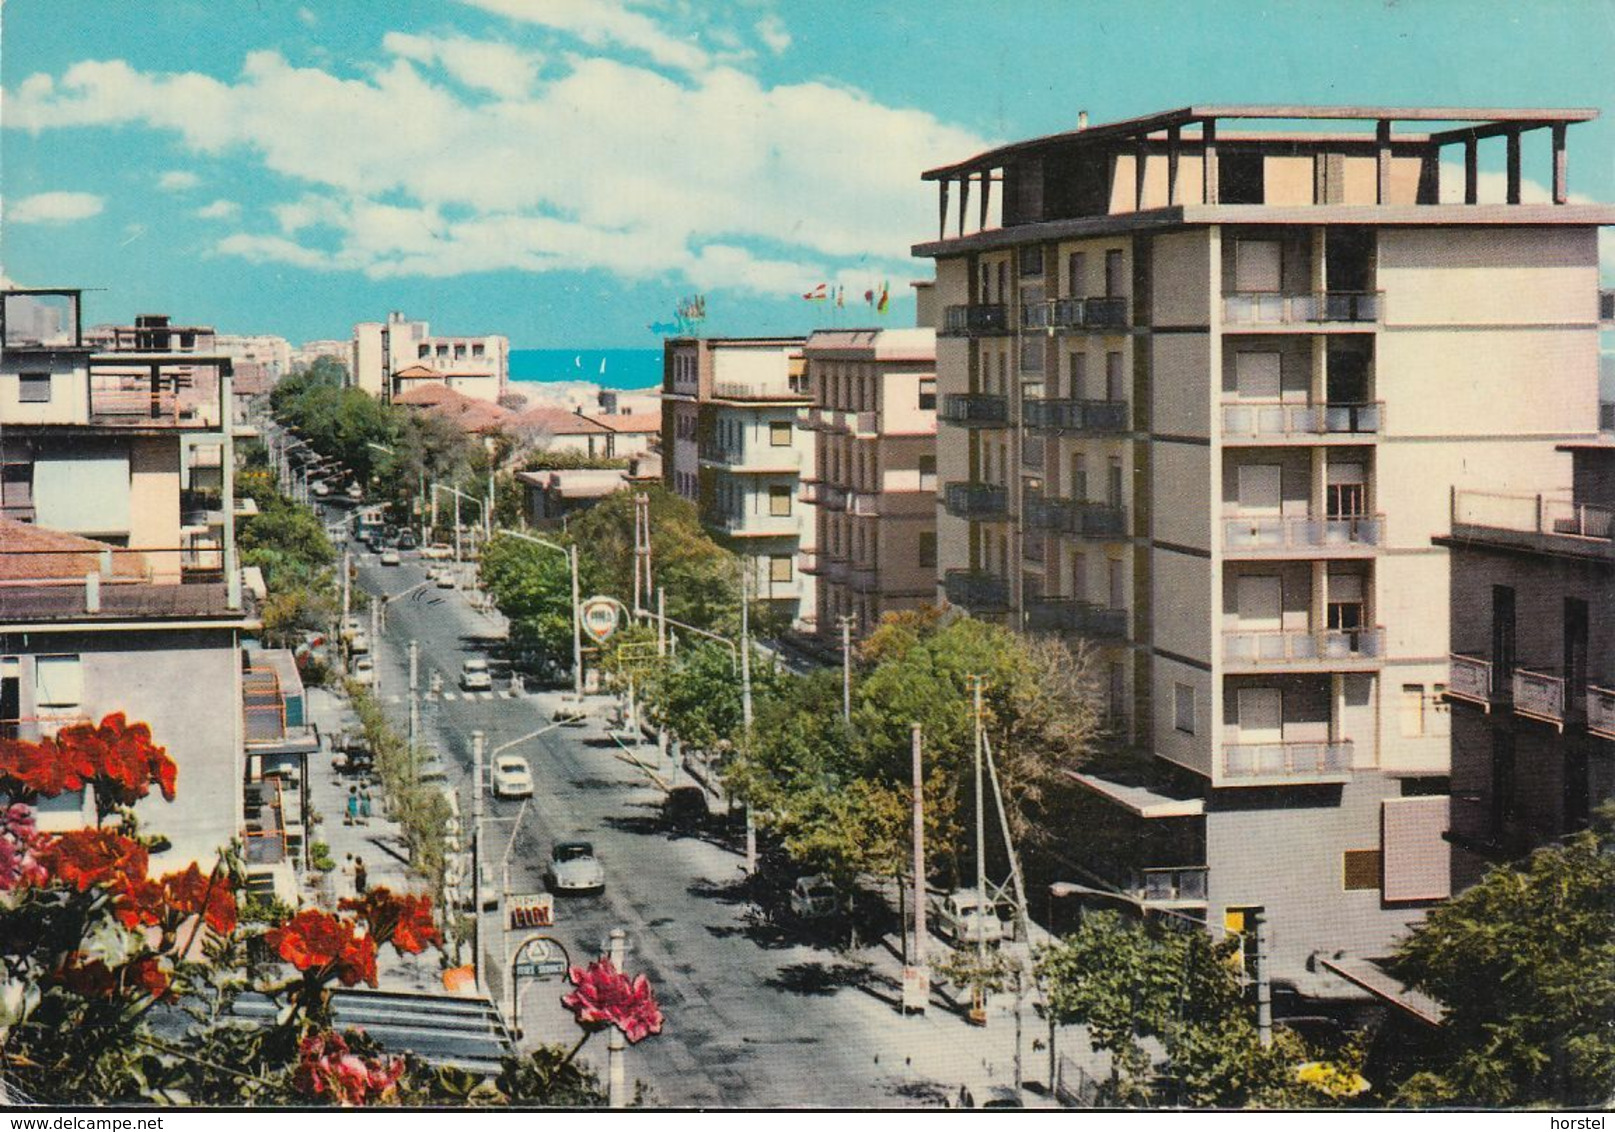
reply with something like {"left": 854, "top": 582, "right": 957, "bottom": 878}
{"left": 662, "top": 786, "right": 710, "bottom": 831}
{"left": 396, "top": 529, "right": 418, "bottom": 550}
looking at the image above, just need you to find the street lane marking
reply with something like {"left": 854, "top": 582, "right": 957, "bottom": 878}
{"left": 443, "top": 693, "right": 457, "bottom": 701}
{"left": 481, "top": 692, "right": 496, "bottom": 701}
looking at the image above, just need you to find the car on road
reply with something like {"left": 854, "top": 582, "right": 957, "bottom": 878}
{"left": 340, "top": 615, "right": 363, "bottom": 641}
{"left": 351, "top": 656, "right": 375, "bottom": 687}
{"left": 420, "top": 543, "right": 454, "bottom": 560}
{"left": 547, "top": 841, "right": 605, "bottom": 894}
{"left": 379, "top": 548, "right": 401, "bottom": 566}
{"left": 460, "top": 658, "right": 493, "bottom": 692}
{"left": 491, "top": 755, "right": 533, "bottom": 799}
{"left": 552, "top": 694, "right": 589, "bottom": 725}
{"left": 396, "top": 529, "right": 418, "bottom": 550}
{"left": 434, "top": 568, "right": 456, "bottom": 589}
{"left": 790, "top": 875, "right": 840, "bottom": 920}
{"left": 417, "top": 752, "right": 450, "bottom": 785}
{"left": 662, "top": 785, "right": 710, "bottom": 831}
{"left": 347, "top": 484, "right": 364, "bottom": 501}
{"left": 312, "top": 481, "right": 331, "bottom": 498}
{"left": 348, "top": 631, "right": 371, "bottom": 655}
{"left": 932, "top": 890, "right": 1004, "bottom": 946}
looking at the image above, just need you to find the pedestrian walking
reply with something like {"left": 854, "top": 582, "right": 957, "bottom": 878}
{"left": 359, "top": 788, "right": 373, "bottom": 825}
{"left": 340, "top": 854, "right": 356, "bottom": 900}
{"left": 354, "top": 857, "right": 368, "bottom": 896}
{"left": 345, "top": 786, "right": 359, "bottom": 826}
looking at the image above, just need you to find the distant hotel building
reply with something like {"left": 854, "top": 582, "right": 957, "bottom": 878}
{"left": 912, "top": 105, "right": 1612, "bottom": 993}
{"left": 661, "top": 337, "right": 817, "bottom": 627}
{"left": 800, "top": 327, "right": 938, "bottom": 635}
{"left": 352, "top": 312, "right": 509, "bottom": 404}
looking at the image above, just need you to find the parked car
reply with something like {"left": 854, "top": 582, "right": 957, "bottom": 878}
{"left": 492, "top": 755, "right": 533, "bottom": 799}
{"left": 552, "top": 694, "right": 589, "bottom": 725}
{"left": 547, "top": 841, "right": 605, "bottom": 894}
{"left": 417, "top": 753, "right": 450, "bottom": 784}
{"left": 379, "top": 548, "right": 401, "bottom": 566}
{"left": 396, "top": 529, "right": 418, "bottom": 550}
{"left": 460, "top": 658, "right": 493, "bottom": 692}
{"left": 340, "top": 615, "right": 363, "bottom": 641}
{"left": 420, "top": 543, "right": 454, "bottom": 560}
{"left": 348, "top": 631, "right": 371, "bottom": 655}
{"left": 434, "top": 568, "right": 456, "bottom": 589}
{"left": 312, "top": 481, "right": 331, "bottom": 498}
{"left": 347, "top": 484, "right": 363, "bottom": 501}
{"left": 447, "top": 857, "right": 497, "bottom": 911}
{"left": 351, "top": 656, "right": 375, "bottom": 687}
{"left": 662, "top": 785, "right": 709, "bottom": 831}
{"left": 932, "top": 890, "right": 1005, "bottom": 946}
{"left": 790, "top": 875, "right": 840, "bottom": 919}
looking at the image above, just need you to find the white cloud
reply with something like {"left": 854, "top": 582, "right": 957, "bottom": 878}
{"left": 3, "top": 32, "right": 988, "bottom": 294}
{"left": 197, "top": 198, "right": 240, "bottom": 220}
{"left": 157, "top": 169, "right": 199, "bottom": 191}
{"left": 297, "top": 7, "right": 317, "bottom": 25}
{"left": 8, "top": 190, "right": 104, "bottom": 223}
{"left": 756, "top": 16, "right": 790, "bottom": 55}
{"left": 458, "top": 0, "right": 708, "bottom": 73}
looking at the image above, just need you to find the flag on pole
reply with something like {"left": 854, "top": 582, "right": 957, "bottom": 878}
{"left": 835, "top": 286, "right": 845, "bottom": 309}
{"left": 876, "top": 281, "right": 890, "bottom": 314}
{"left": 802, "top": 283, "right": 827, "bottom": 301}
{"left": 863, "top": 288, "right": 876, "bottom": 307}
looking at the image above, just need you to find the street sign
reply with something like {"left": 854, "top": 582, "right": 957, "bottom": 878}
{"left": 902, "top": 965, "right": 930, "bottom": 1013}
{"left": 512, "top": 958, "right": 568, "bottom": 979}
{"left": 580, "top": 596, "right": 621, "bottom": 644}
{"left": 508, "top": 892, "right": 554, "bottom": 929}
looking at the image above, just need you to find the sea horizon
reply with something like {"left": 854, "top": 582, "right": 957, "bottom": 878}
{"left": 509, "top": 347, "right": 662, "bottom": 391}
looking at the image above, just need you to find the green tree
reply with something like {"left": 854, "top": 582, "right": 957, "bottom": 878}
{"left": 1388, "top": 825, "right": 1615, "bottom": 1107}
{"left": 479, "top": 532, "right": 595, "bottom": 676}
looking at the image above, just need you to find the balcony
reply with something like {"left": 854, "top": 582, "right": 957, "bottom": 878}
{"left": 1222, "top": 291, "right": 1381, "bottom": 326}
{"left": 940, "top": 304, "right": 1010, "bottom": 337}
{"left": 848, "top": 563, "right": 880, "bottom": 592}
{"left": 942, "top": 481, "right": 1010, "bottom": 521}
{"left": 938, "top": 393, "right": 1009, "bottom": 428}
{"left": 1222, "top": 740, "right": 1354, "bottom": 783}
{"left": 1130, "top": 866, "right": 1209, "bottom": 906}
{"left": 84, "top": 362, "right": 226, "bottom": 429}
{"left": 1023, "top": 497, "right": 1128, "bottom": 538}
{"left": 1450, "top": 491, "right": 1615, "bottom": 559}
{"left": 1221, "top": 401, "right": 1382, "bottom": 440}
{"left": 802, "top": 480, "right": 846, "bottom": 510}
{"left": 1021, "top": 296, "right": 1130, "bottom": 332}
{"left": 1512, "top": 667, "right": 1573, "bottom": 729}
{"left": 1446, "top": 653, "right": 1508, "bottom": 710}
{"left": 711, "top": 512, "right": 801, "bottom": 537}
{"left": 1024, "top": 598, "right": 1128, "bottom": 638}
{"left": 847, "top": 491, "right": 881, "bottom": 517}
{"left": 698, "top": 443, "right": 801, "bottom": 473}
{"left": 712, "top": 379, "right": 807, "bottom": 402}
{"left": 798, "top": 550, "right": 821, "bottom": 575}
{"left": 1023, "top": 398, "right": 1129, "bottom": 434}
{"left": 1587, "top": 685, "right": 1615, "bottom": 741}
{"left": 1222, "top": 514, "right": 1383, "bottom": 556}
{"left": 943, "top": 569, "right": 1011, "bottom": 612}
{"left": 1222, "top": 627, "right": 1384, "bottom": 671}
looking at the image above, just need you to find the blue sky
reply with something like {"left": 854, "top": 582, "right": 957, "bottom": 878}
{"left": 3, "top": 0, "right": 1613, "bottom": 348}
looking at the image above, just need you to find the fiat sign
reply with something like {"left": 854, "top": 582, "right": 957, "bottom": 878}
{"left": 580, "top": 597, "right": 621, "bottom": 644}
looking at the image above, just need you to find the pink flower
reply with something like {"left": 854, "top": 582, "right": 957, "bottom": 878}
{"left": 0, "top": 805, "right": 46, "bottom": 892}
{"left": 561, "top": 958, "right": 665, "bottom": 1044}
{"left": 293, "top": 1030, "right": 404, "bottom": 1106}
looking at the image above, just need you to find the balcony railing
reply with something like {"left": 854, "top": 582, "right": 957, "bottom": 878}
{"left": 847, "top": 492, "right": 880, "bottom": 517}
{"left": 1024, "top": 598, "right": 1128, "bottom": 638}
{"left": 1223, "top": 291, "right": 1380, "bottom": 325}
{"left": 943, "top": 569, "right": 1011, "bottom": 612}
{"left": 1023, "top": 497, "right": 1128, "bottom": 537}
{"left": 1222, "top": 740, "right": 1354, "bottom": 781}
{"left": 941, "top": 304, "right": 1010, "bottom": 337}
{"left": 942, "top": 481, "right": 1010, "bottom": 520}
{"left": 1447, "top": 652, "right": 1508, "bottom": 707}
{"left": 1223, "top": 627, "right": 1384, "bottom": 668}
{"left": 802, "top": 481, "right": 846, "bottom": 510}
{"left": 1587, "top": 685, "right": 1615, "bottom": 740}
{"left": 698, "top": 444, "right": 801, "bottom": 471}
{"left": 712, "top": 380, "right": 805, "bottom": 401}
{"left": 711, "top": 512, "right": 801, "bottom": 536}
{"left": 1132, "top": 866, "right": 1209, "bottom": 904}
{"left": 1452, "top": 490, "right": 1615, "bottom": 544}
{"left": 1023, "top": 398, "right": 1129, "bottom": 433}
{"left": 1222, "top": 514, "right": 1383, "bottom": 554}
{"left": 1221, "top": 401, "right": 1382, "bottom": 438}
{"left": 1513, "top": 667, "right": 1571, "bottom": 728}
{"left": 1021, "top": 296, "right": 1129, "bottom": 332}
{"left": 938, "top": 393, "right": 1009, "bottom": 427}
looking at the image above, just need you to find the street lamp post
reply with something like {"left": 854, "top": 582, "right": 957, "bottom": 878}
{"left": 494, "top": 528, "right": 583, "bottom": 699}
{"left": 433, "top": 483, "right": 485, "bottom": 566}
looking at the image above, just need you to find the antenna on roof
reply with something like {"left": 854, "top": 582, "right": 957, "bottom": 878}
{"left": 1078, "top": 110, "right": 1089, "bottom": 131}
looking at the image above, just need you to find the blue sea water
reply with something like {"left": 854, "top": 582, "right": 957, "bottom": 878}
{"left": 510, "top": 348, "right": 662, "bottom": 391}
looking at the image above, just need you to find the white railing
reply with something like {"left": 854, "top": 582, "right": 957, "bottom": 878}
{"left": 712, "top": 380, "right": 802, "bottom": 401}
{"left": 1222, "top": 514, "right": 1382, "bottom": 552}
{"left": 1223, "top": 628, "right": 1383, "bottom": 667}
{"left": 1452, "top": 490, "right": 1615, "bottom": 543}
{"left": 1222, "top": 740, "right": 1353, "bottom": 780}
{"left": 1223, "top": 291, "right": 1380, "bottom": 325}
{"left": 1512, "top": 668, "right": 1566, "bottom": 725}
{"left": 1587, "top": 685, "right": 1615, "bottom": 739}
{"left": 1221, "top": 401, "right": 1382, "bottom": 437}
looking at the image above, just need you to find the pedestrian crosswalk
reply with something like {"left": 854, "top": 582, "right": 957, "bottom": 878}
{"left": 385, "top": 690, "right": 525, "bottom": 705}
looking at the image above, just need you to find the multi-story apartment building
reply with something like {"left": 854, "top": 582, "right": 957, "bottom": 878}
{"left": 661, "top": 337, "right": 817, "bottom": 625}
{"left": 799, "top": 327, "right": 938, "bottom": 635}
{"left": 352, "top": 312, "right": 509, "bottom": 404}
{"left": 1439, "top": 438, "right": 1615, "bottom": 890}
{"left": 913, "top": 106, "right": 1612, "bottom": 993}
{"left": 0, "top": 288, "right": 271, "bottom": 879}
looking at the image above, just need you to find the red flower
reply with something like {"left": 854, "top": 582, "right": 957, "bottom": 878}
{"left": 161, "top": 862, "right": 237, "bottom": 935}
{"left": 121, "top": 955, "right": 173, "bottom": 1001}
{"left": 7, "top": 733, "right": 97, "bottom": 798}
{"left": 112, "top": 876, "right": 167, "bottom": 929}
{"left": 0, "top": 804, "right": 47, "bottom": 892}
{"left": 56, "top": 953, "right": 117, "bottom": 999}
{"left": 0, "top": 714, "right": 176, "bottom": 804}
{"left": 265, "top": 909, "right": 378, "bottom": 987}
{"left": 561, "top": 958, "right": 665, "bottom": 1044}
{"left": 293, "top": 1031, "right": 404, "bottom": 1106}
{"left": 339, "top": 888, "right": 440, "bottom": 956}
{"left": 39, "top": 829, "right": 149, "bottom": 894}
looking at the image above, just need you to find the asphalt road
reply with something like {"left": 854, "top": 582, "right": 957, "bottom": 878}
{"left": 347, "top": 547, "right": 991, "bottom": 1108}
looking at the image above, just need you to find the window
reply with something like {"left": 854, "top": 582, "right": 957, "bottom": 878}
{"left": 1, "top": 658, "right": 19, "bottom": 738}
{"left": 1173, "top": 683, "right": 1196, "bottom": 735}
{"left": 418, "top": 344, "right": 430, "bottom": 358}
{"left": 1108, "top": 557, "right": 1125, "bottom": 610}
{"left": 2, "top": 462, "right": 33, "bottom": 517}
{"left": 1342, "top": 849, "right": 1382, "bottom": 891}
{"left": 1400, "top": 684, "right": 1426, "bottom": 738}
{"left": 918, "top": 454, "right": 937, "bottom": 489}
{"left": 769, "top": 555, "right": 793, "bottom": 583}
{"left": 1108, "top": 663, "right": 1126, "bottom": 719}
{"left": 918, "top": 378, "right": 936, "bottom": 411}
{"left": 435, "top": 343, "right": 448, "bottom": 356}
{"left": 18, "top": 373, "right": 51, "bottom": 403}
{"left": 1071, "top": 551, "right": 1088, "bottom": 601}
{"left": 454, "top": 344, "right": 466, "bottom": 359}
{"left": 1066, "top": 252, "right": 1087, "bottom": 298}
{"left": 1106, "top": 352, "right": 1125, "bottom": 401}
{"left": 1068, "top": 352, "right": 1087, "bottom": 400}
{"left": 1107, "top": 456, "right": 1124, "bottom": 507}
{"left": 770, "top": 421, "right": 792, "bottom": 447}
{"left": 1234, "top": 240, "right": 1283, "bottom": 293}
{"left": 768, "top": 485, "right": 792, "bottom": 517}
{"left": 1019, "top": 336, "right": 1044, "bottom": 374}
{"left": 472, "top": 343, "right": 485, "bottom": 357}
{"left": 918, "top": 531, "right": 937, "bottom": 568}
{"left": 35, "top": 655, "right": 82, "bottom": 710}
{"left": 1104, "top": 249, "right": 1126, "bottom": 298}
{"left": 1019, "top": 245, "right": 1044, "bottom": 277}
{"left": 1071, "top": 453, "right": 1088, "bottom": 501}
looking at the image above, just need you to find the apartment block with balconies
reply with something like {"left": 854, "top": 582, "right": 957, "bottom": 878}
{"left": 661, "top": 337, "right": 817, "bottom": 626}
{"left": 914, "top": 106, "right": 1613, "bottom": 993}
{"left": 799, "top": 327, "right": 937, "bottom": 636}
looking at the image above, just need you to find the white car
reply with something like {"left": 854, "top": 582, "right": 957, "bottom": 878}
{"left": 547, "top": 841, "right": 604, "bottom": 894}
{"left": 312, "top": 481, "right": 331, "bottom": 498}
{"left": 339, "top": 615, "right": 363, "bottom": 641}
{"left": 460, "top": 658, "right": 492, "bottom": 692}
{"left": 417, "top": 752, "right": 450, "bottom": 784}
{"left": 491, "top": 755, "right": 533, "bottom": 799}
{"left": 447, "top": 857, "right": 498, "bottom": 911}
{"left": 933, "top": 890, "right": 1005, "bottom": 946}
{"left": 379, "top": 548, "right": 401, "bottom": 566}
{"left": 347, "top": 484, "right": 364, "bottom": 501}
{"left": 420, "top": 543, "right": 455, "bottom": 561}
{"left": 434, "top": 568, "right": 456, "bottom": 589}
{"left": 351, "top": 656, "right": 375, "bottom": 687}
{"left": 790, "top": 875, "right": 840, "bottom": 919}
{"left": 348, "top": 631, "right": 371, "bottom": 656}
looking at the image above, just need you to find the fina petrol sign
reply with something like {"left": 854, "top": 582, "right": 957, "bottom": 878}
{"left": 580, "top": 596, "right": 622, "bottom": 644}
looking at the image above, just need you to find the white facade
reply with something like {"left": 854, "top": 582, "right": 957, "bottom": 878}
{"left": 351, "top": 312, "right": 509, "bottom": 403}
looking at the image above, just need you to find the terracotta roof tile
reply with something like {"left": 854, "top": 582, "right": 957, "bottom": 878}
{"left": 0, "top": 520, "right": 149, "bottom": 582}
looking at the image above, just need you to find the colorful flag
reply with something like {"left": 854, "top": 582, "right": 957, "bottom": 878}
{"left": 876, "top": 281, "right": 890, "bottom": 314}
{"left": 802, "top": 283, "right": 827, "bottom": 301}
{"left": 835, "top": 286, "right": 845, "bottom": 309}
{"left": 863, "top": 288, "right": 875, "bottom": 306}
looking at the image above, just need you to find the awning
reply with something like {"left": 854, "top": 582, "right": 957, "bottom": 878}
{"left": 1320, "top": 956, "right": 1445, "bottom": 1027}
{"left": 1066, "top": 770, "right": 1205, "bottom": 818}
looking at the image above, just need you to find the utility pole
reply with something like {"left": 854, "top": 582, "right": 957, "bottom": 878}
{"left": 656, "top": 587, "right": 667, "bottom": 658}
{"left": 570, "top": 545, "right": 583, "bottom": 698}
{"left": 741, "top": 565, "right": 756, "bottom": 874}
{"left": 408, "top": 639, "right": 419, "bottom": 748}
{"left": 839, "top": 614, "right": 856, "bottom": 723}
{"left": 971, "top": 675, "right": 988, "bottom": 1021}
{"left": 370, "top": 600, "right": 381, "bottom": 695}
{"left": 453, "top": 490, "right": 463, "bottom": 564}
{"left": 1253, "top": 907, "right": 1272, "bottom": 1048}
{"left": 607, "top": 928, "right": 628, "bottom": 1107}
{"left": 471, "top": 730, "right": 486, "bottom": 991}
{"left": 911, "top": 722, "right": 927, "bottom": 997}
{"left": 341, "top": 550, "right": 351, "bottom": 622}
